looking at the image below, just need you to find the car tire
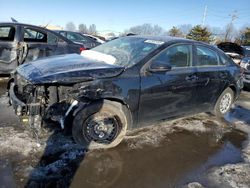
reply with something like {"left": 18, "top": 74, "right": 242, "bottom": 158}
{"left": 213, "top": 87, "right": 234, "bottom": 117}
{"left": 72, "top": 100, "right": 128, "bottom": 150}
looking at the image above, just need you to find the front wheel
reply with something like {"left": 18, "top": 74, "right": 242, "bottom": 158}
{"left": 213, "top": 88, "right": 234, "bottom": 117}
{"left": 72, "top": 100, "right": 128, "bottom": 150}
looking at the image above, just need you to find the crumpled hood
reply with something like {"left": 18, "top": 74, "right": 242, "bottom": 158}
{"left": 16, "top": 53, "right": 124, "bottom": 84}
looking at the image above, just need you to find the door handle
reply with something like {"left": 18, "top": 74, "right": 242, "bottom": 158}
{"left": 185, "top": 75, "right": 198, "bottom": 81}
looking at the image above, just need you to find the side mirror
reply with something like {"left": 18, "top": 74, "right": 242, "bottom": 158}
{"left": 149, "top": 61, "right": 172, "bottom": 72}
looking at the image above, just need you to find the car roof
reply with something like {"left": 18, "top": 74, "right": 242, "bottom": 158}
{"left": 127, "top": 35, "right": 191, "bottom": 43}
{"left": 126, "top": 35, "right": 216, "bottom": 48}
{"left": 0, "top": 22, "right": 74, "bottom": 44}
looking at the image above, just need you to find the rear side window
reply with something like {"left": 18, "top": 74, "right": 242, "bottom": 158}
{"left": 47, "top": 33, "right": 58, "bottom": 44}
{"left": 59, "top": 31, "right": 66, "bottom": 37}
{"left": 151, "top": 44, "right": 192, "bottom": 68}
{"left": 196, "top": 46, "right": 219, "bottom": 66}
{"left": 220, "top": 53, "right": 235, "bottom": 66}
{"left": 0, "top": 26, "right": 15, "bottom": 41}
{"left": 66, "top": 32, "right": 91, "bottom": 43}
{"left": 24, "top": 28, "right": 47, "bottom": 43}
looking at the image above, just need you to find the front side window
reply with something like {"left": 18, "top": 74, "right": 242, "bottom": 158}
{"left": 150, "top": 44, "right": 192, "bottom": 68}
{"left": 196, "top": 46, "right": 219, "bottom": 66}
{"left": 0, "top": 26, "right": 15, "bottom": 41}
{"left": 24, "top": 28, "right": 47, "bottom": 42}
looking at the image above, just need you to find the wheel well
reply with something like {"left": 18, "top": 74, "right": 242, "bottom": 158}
{"left": 103, "top": 97, "right": 126, "bottom": 105}
{"left": 7, "top": 78, "right": 14, "bottom": 90}
{"left": 102, "top": 98, "right": 133, "bottom": 129}
{"left": 229, "top": 85, "right": 237, "bottom": 100}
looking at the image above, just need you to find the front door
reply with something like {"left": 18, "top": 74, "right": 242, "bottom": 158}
{"left": 138, "top": 43, "right": 197, "bottom": 125}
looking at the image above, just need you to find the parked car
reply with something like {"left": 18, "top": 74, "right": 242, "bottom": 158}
{"left": 9, "top": 36, "right": 243, "bottom": 149}
{"left": 82, "top": 34, "right": 106, "bottom": 44}
{"left": 240, "top": 46, "right": 250, "bottom": 89}
{"left": 0, "top": 22, "right": 85, "bottom": 74}
{"left": 55, "top": 30, "right": 101, "bottom": 49}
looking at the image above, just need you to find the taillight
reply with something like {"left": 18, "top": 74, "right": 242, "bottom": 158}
{"left": 80, "top": 47, "right": 86, "bottom": 52}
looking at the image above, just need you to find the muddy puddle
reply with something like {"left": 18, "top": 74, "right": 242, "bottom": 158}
{"left": 69, "top": 128, "right": 246, "bottom": 188}
{"left": 0, "top": 124, "right": 247, "bottom": 188}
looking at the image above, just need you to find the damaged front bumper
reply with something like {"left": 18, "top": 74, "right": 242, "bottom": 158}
{"left": 9, "top": 83, "right": 42, "bottom": 126}
{"left": 9, "top": 83, "right": 83, "bottom": 129}
{"left": 9, "top": 83, "right": 27, "bottom": 116}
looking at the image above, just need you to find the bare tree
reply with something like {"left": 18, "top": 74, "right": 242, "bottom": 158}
{"left": 88, "top": 24, "right": 97, "bottom": 35}
{"left": 178, "top": 24, "right": 192, "bottom": 36}
{"left": 78, "top": 24, "right": 88, "bottom": 33}
{"left": 65, "top": 22, "right": 76, "bottom": 31}
{"left": 125, "top": 23, "right": 164, "bottom": 35}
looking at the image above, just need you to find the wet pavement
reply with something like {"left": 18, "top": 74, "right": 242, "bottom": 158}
{"left": 0, "top": 78, "right": 250, "bottom": 188}
{"left": 70, "top": 129, "right": 246, "bottom": 188}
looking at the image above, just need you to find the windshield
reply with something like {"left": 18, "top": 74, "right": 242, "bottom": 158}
{"left": 91, "top": 37, "right": 164, "bottom": 67}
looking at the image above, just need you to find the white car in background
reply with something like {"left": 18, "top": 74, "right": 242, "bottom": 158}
{"left": 83, "top": 34, "right": 105, "bottom": 44}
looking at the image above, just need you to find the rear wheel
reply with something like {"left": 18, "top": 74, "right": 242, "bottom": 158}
{"left": 72, "top": 100, "right": 128, "bottom": 150}
{"left": 214, "top": 88, "right": 234, "bottom": 117}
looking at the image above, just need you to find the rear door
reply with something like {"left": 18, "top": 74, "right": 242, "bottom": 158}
{"left": 0, "top": 24, "right": 19, "bottom": 73}
{"left": 138, "top": 43, "right": 197, "bottom": 124}
{"left": 193, "top": 45, "right": 224, "bottom": 111}
{"left": 20, "top": 26, "right": 59, "bottom": 63}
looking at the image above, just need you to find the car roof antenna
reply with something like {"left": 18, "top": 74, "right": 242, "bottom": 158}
{"left": 43, "top": 21, "right": 51, "bottom": 28}
{"left": 11, "top": 17, "right": 18, "bottom": 23}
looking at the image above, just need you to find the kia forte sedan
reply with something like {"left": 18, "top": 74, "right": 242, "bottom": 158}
{"left": 8, "top": 36, "right": 243, "bottom": 149}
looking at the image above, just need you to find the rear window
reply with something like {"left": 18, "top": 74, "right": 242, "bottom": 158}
{"left": 196, "top": 46, "right": 219, "bottom": 66}
{"left": 24, "top": 28, "right": 47, "bottom": 43}
{"left": 220, "top": 53, "right": 235, "bottom": 66}
{"left": 0, "top": 26, "right": 15, "bottom": 41}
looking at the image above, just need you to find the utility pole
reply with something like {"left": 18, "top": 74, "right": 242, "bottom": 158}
{"left": 224, "top": 11, "right": 238, "bottom": 41}
{"left": 202, "top": 5, "right": 207, "bottom": 27}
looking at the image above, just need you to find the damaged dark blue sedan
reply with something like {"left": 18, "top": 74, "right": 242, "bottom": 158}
{"left": 9, "top": 36, "right": 243, "bottom": 149}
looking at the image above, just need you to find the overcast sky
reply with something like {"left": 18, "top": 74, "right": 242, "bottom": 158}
{"left": 0, "top": 0, "right": 249, "bottom": 33}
